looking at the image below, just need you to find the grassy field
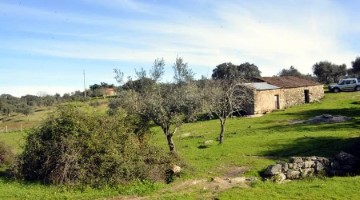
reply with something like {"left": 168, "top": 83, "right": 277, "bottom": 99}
{"left": 0, "top": 92, "right": 360, "bottom": 199}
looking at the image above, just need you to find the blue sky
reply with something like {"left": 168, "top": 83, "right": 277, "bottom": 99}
{"left": 1, "top": 0, "right": 359, "bottom": 97}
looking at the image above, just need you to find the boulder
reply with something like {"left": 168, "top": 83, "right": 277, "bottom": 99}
{"left": 172, "top": 165, "right": 181, "bottom": 174}
{"left": 315, "top": 161, "right": 325, "bottom": 173}
{"left": 304, "top": 161, "right": 315, "bottom": 168}
{"left": 286, "top": 170, "right": 301, "bottom": 179}
{"left": 301, "top": 168, "right": 314, "bottom": 177}
{"left": 335, "top": 152, "right": 359, "bottom": 165}
{"left": 264, "top": 164, "right": 282, "bottom": 176}
{"left": 272, "top": 173, "right": 286, "bottom": 183}
{"left": 281, "top": 163, "right": 289, "bottom": 172}
{"left": 290, "top": 157, "right": 303, "bottom": 163}
{"left": 288, "top": 163, "right": 294, "bottom": 169}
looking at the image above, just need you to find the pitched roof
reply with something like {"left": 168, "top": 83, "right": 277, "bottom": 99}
{"left": 244, "top": 82, "right": 280, "bottom": 91}
{"left": 254, "top": 76, "right": 322, "bottom": 88}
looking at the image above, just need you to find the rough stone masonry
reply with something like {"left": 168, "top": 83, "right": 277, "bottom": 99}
{"left": 263, "top": 152, "right": 360, "bottom": 182}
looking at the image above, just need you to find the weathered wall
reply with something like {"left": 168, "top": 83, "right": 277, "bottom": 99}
{"left": 263, "top": 152, "right": 360, "bottom": 182}
{"left": 282, "top": 85, "right": 324, "bottom": 109}
{"left": 253, "top": 89, "right": 282, "bottom": 114}
{"left": 251, "top": 85, "right": 324, "bottom": 115}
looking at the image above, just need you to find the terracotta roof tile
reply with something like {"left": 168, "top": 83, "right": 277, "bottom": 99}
{"left": 254, "top": 76, "right": 322, "bottom": 88}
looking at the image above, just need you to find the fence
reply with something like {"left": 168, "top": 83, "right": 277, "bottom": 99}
{"left": 0, "top": 124, "right": 25, "bottom": 133}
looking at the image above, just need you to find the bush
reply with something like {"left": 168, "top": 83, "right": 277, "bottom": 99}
{"left": 0, "top": 141, "right": 14, "bottom": 167}
{"left": 14, "top": 105, "right": 174, "bottom": 187}
{"left": 89, "top": 100, "right": 101, "bottom": 107}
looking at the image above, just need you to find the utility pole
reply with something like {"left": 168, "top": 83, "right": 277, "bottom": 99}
{"left": 83, "top": 70, "right": 86, "bottom": 98}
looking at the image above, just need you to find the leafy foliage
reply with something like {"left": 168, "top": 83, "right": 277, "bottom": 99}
{"left": 14, "top": 105, "right": 173, "bottom": 187}
{"left": 312, "top": 61, "right": 347, "bottom": 84}
{"left": 201, "top": 79, "right": 253, "bottom": 144}
{"left": 173, "top": 57, "right": 194, "bottom": 84}
{"left": 351, "top": 56, "right": 360, "bottom": 76}
{"left": 278, "top": 66, "right": 302, "bottom": 77}
{"left": 0, "top": 141, "right": 14, "bottom": 167}
{"left": 212, "top": 62, "right": 261, "bottom": 81}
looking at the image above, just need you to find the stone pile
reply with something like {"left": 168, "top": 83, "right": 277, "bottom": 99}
{"left": 263, "top": 152, "right": 359, "bottom": 182}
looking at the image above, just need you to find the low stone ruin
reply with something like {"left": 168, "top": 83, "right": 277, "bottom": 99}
{"left": 305, "top": 114, "right": 352, "bottom": 124}
{"left": 291, "top": 114, "right": 352, "bottom": 124}
{"left": 263, "top": 152, "right": 359, "bottom": 182}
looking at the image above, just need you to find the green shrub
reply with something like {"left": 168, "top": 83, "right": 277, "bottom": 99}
{"left": 0, "top": 141, "right": 14, "bottom": 167}
{"left": 14, "top": 105, "right": 174, "bottom": 187}
{"left": 89, "top": 100, "right": 101, "bottom": 107}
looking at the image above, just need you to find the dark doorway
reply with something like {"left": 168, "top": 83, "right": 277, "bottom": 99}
{"left": 304, "top": 90, "right": 310, "bottom": 103}
{"left": 274, "top": 95, "right": 280, "bottom": 109}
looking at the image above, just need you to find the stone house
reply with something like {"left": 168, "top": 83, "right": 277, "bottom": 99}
{"left": 104, "top": 88, "right": 117, "bottom": 96}
{"left": 244, "top": 76, "right": 324, "bottom": 115}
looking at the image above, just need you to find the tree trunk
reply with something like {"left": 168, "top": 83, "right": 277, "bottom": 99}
{"left": 166, "top": 133, "right": 176, "bottom": 152}
{"left": 219, "top": 120, "right": 225, "bottom": 144}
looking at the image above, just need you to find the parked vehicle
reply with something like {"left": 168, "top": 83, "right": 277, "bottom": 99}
{"left": 328, "top": 78, "right": 360, "bottom": 92}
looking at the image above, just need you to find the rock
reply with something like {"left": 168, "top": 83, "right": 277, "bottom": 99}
{"left": 292, "top": 162, "right": 303, "bottom": 170}
{"left": 317, "top": 157, "right": 330, "bottom": 165}
{"left": 272, "top": 173, "right": 286, "bottom": 183}
{"left": 301, "top": 168, "right": 314, "bottom": 177}
{"left": 335, "top": 152, "right": 359, "bottom": 165}
{"left": 310, "top": 156, "right": 318, "bottom": 161}
{"left": 288, "top": 163, "right": 294, "bottom": 169}
{"left": 203, "top": 140, "right": 214, "bottom": 145}
{"left": 262, "top": 152, "right": 358, "bottom": 181}
{"left": 264, "top": 164, "right": 283, "bottom": 176}
{"left": 304, "top": 161, "right": 315, "bottom": 168}
{"left": 172, "top": 165, "right": 181, "bottom": 174}
{"left": 341, "top": 165, "right": 353, "bottom": 172}
{"left": 331, "top": 160, "right": 341, "bottom": 170}
{"left": 281, "top": 163, "right": 289, "bottom": 172}
{"left": 286, "top": 170, "right": 301, "bottom": 179}
{"left": 315, "top": 161, "right": 325, "bottom": 173}
{"left": 290, "top": 157, "right": 303, "bottom": 163}
{"left": 322, "top": 114, "right": 333, "bottom": 118}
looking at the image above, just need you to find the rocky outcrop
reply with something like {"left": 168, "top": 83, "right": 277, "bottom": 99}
{"left": 263, "top": 152, "right": 359, "bottom": 182}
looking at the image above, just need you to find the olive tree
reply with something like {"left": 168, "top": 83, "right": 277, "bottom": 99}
{"left": 112, "top": 57, "right": 199, "bottom": 152}
{"left": 351, "top": 57, "right": 360, "bottom": 76}
{"left": 201, "top": 79, "right": 253, "bottom": 144}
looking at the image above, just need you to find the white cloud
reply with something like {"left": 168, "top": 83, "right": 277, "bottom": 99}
{"left": 1, "top": 0, "right": 358, "bottom": 79}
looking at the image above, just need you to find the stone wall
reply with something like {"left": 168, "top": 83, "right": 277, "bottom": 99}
{"left": 263, "top": 152, "right": 359, "bottom": 182}
{"left": 250, "top": 85, "right": 324, "bottom": 115}
{"left": 282, "top": 85, "right": 324, "bottom": 109}
{"left": 253, "top": 89, "right": 282, "bottom": 114}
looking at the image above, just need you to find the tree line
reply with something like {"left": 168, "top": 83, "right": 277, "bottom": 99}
{"left": 109, "top": 57, "right": 256, "bottom": 152}
{"left": 6, "top": 55, "right": 360, "bottom": 187}
{"left": 278, "top": 57, "right": 360, "bottom": 84}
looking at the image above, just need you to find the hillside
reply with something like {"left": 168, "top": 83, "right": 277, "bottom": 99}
{"left": 0, "top": 92, "right": 360, "bottom": 199}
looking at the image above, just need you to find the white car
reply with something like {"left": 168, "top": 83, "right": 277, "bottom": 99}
{"left": 328, "top": 78, "right": 360, "bottom": 92}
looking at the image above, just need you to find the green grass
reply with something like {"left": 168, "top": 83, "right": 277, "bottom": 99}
{"left": 1, "top": 92, "right": 360, "bottom": 199}
{"left": 0, "top": 179, "right": 164, "bottom": 200}
{"left": 217, "top": 177, "right": 360, "bottom": 200}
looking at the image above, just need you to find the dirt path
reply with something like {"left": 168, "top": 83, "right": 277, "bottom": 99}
{"left": 109, "top": 166, "right": 255, "bottom": 200}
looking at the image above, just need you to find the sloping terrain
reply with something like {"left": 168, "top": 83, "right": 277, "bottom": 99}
{"left": 0, "top": 92, "right": 360, "bottom": 199}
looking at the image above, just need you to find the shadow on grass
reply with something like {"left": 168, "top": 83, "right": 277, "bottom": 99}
{"left": 260, "top": 136, "right": 360, "bottom": 159}
{"left": 281, "top": 107, "right": 360, "bottom": 119}
{"left": 259, "top": 107, "right": 360, "bottom": 133}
